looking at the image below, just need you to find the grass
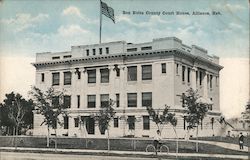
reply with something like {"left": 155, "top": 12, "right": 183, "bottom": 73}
{"left": 191, "top": 136, "right": 250, "bottom": 147}
{"left": 0, "top": 136, "right": 248, "bottom": 156}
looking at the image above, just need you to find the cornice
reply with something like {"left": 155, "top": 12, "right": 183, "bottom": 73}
{"left": 32, "top": 49, "right": 223, "bottom": 70}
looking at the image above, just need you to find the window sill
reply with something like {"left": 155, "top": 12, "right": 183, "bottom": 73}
{"left": 127, "top": 81, "right": 137, "bottom": 85}
{"left": 88, "top": 84, "right": 96, "bottom": 87}
{"left": 100, "top": 83, "right": 109, "bottom": 86}
{"left": 142, "top": 80, "right": 152, "bottom": 84}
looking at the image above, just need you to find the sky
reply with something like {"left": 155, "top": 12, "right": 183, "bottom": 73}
{"left": 0, "top": 0, "right": 249, "bottom": 118}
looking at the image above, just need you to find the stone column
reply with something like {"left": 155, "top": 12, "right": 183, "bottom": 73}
{"left": 191, "top": 66, "right": 197, "bottom": 90}
{"left": 203, "top": 71, "right": 208, "bottom": 98}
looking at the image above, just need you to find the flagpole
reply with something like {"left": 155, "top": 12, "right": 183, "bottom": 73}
{"left": 99, "top": 0, "right": 102, "bottom": 44}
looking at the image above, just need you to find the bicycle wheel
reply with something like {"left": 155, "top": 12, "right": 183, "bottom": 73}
{"left": 160, "top": 145, "right": 169, "bottom": 154}
{"left": 146, "top": 144, "right": 156, "bottom": 153}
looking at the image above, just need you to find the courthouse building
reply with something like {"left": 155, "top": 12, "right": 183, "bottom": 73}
{"left": 32, "top": 37, "right": 223, "bottom": 138}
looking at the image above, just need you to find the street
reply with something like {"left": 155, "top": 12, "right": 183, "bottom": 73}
{"left": 0, "top": 152, "right": 161, "bottom": 160}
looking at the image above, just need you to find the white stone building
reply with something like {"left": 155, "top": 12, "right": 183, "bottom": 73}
{"left": 32, "top": 37, "right": 223, "bottom": 138}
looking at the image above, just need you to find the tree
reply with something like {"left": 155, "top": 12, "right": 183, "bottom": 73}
{"left": 181, "top": 88, "right": 209, "bottom": 152}
{"left": 0, "top": 92, "right": 34, "bottom": 136}
{"left": 146, "top": 105, "right": 177, "bottom": 155}
{"left": 95, "top": 99, "right": 116, "bottom": 152}
{"left": 146, "top": 105, "right": 177, "bottom": 132}
{"left": 29, "top": 86, "right": 67, "bottom": 148}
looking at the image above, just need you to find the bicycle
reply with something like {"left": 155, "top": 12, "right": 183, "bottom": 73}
{"left": 145, "top": 143, "right": 169, "bottom": 154}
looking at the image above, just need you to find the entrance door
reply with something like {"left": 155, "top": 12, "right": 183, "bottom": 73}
{"left": 83, "top": 116, "right": 95, "bottom": 135}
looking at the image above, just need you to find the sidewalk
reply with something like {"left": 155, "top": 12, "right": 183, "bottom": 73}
{"left": 184, "top": 139, "right": 249, "bottom": 152}
{"left": 0, "top": 147, "right": 249, "bottom": 160}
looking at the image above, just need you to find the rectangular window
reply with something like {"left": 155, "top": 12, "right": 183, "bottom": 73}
{"left": 210, "top": 75, "right": 213, "bottom": 88}
{"left": 86, "top": 49, "right": 89, "bottom": 56}
{"left": 161, "top": 63, "right": 166, "bottom": 73}
{"left": 196, "top": 71, "right": 198, "bottom": 85}
{"left": 142, "top": 65, "right": 152, "bottom": 80}
{"left": 216, "top": 76, "right": 219, "bottom": 86}
{"left": 75, "top": 68, "right": 81, "bottom": 79}
{"left": 127, "top": 48, "right": 137, "bottom": 52}
{"left": 207, "top": 74, "right": 210, "bottom": 88}
{"left": 187, "top": 68, "right": 191, "bottom": 83}
{"left": 99, "top": 48, "right": 102, "bottom": 55}
{"left": 176, "top": 63, "right": 179, "bottom": 75}
{"left": 92, "top": 49, "right": 96, "bottom": 55}
{"left": 63, "top": 55, "right": 72, "bottom": 58}
{"left": 52, "top": 96, "right": 59, "bottom": 107}
{"left": 87, "top": 95, "right": 96, "bottom": 108}
{"left": 199, "top": 71, "right": 203, "bottom": 85}
{"left": 141, "top": 46, "right": 152, "bottom": 50}
{"left": 114, "top": 65, "right": 120, "bottom": 77}
{"left": 64, "top": 71, "right": 72, "bottom": 85}
{"left": 52, "top": 56, "right": 60, "bottom": 60}
{"left": 100, "top": 68, "right": 109, "bottom": 83}
{"left": 100, "top": 94, "right": 109, "bottom": 108}
{"left": 74, "top": 118, "right": 79, "bottom": 127}
{"left": 52, "top": 72, "right": 60, "bottom": 86}
{"left": 143, "top": 116, "right": 150, "bottom": 130}
{"left": 114, "top": 118, "right": 119, "bottom": 128}
{"left": 116, "top": 94, "right": 120, "bottom": 107}
{"left": 106, "top": 47, "right": 109, "bottom": 54}
{"left": 183, "top": 116, "right": 186, "bottom": 130}
{"left": 142, "top": 92, "right": 152, "bottom": 107}
{"left": 210, "top": 98, "right": 213, "bottom": 110}
{"left": 64, "top": 116, "right": 69, "bottom": 129}
{"left": 87, "top": 69, "right": 96, "bottom": 83}
{"left": 128, "top": 116, "right": 135, "bottom": 130}
{"left": 41, "top": 73, "right": 45, "bottom": 82}
{"left": 127, "top": 93, "right": 137, "bottom": 107}
{"left": 77, "top": 95, "right": 80, "bottom": 108}
{"left": 63, "top": 95, "right": 71, "bottom": 108}
{"left": 127, "top": 66, "right": 137, "bottom": 81}
{"left": 182, "top": 66, "right": 185, "bottom": 82}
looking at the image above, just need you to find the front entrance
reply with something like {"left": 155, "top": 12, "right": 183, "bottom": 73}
{"left": 82, "top": 116, "right": 95, "bottom": 134}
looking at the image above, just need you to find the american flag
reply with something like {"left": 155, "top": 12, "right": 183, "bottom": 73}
{"left": 101, "top": 1, "right": 115, "bottom": 23}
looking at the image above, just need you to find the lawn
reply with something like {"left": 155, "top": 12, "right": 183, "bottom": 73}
{"left": 191, "top": 136, "right": 250, "bottom": 147}
{"left": 0, "top": 136, "right": 248, "bottom": 156}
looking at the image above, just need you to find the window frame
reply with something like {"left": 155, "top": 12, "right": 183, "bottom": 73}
{"left": 161, "top": 63, "right": 166, "bottom": 74}
{"left": 127, "top": 66, "right": 137, "bottom": 81}
{"left": 99, "top": 48, "right": 102, "bottom": 55}
{"left": 63, "top": 116, "right": 69, "bottom": 129}
{"left": 127, "top": 116, "right": 135, "bottom": 130}
{"left": 64, "top": 71, "right": 72, "bottom": 85}
{"left": 142, "top": 92, "right": 152, "bottom": 107}
{"left": 63, "top": 95, "right": 71, "bottom": 108}
{"left": 114, "top": 118, "right": 119, "bottom": 128}
{"left": 142, "top": 65, "right": 152, "bottom": 80}
{"left": 87, "top": 69, "right": 96, "bottom": 83}
{"left": 87, "top": 95, "right": 96, "bottom": 108}
{"left": 52, "top": 72, "right": 60, "bottom": 86}
{"left": 116, "top": 93, "right": 120, "bottom": 107}
{"left": 127, "top": 93, "right": 137, "bottom": 107}
{"left": 100, "top": 94, "right": 109, "bottom": 108}
{"left": 105, "top": 47, "right": 109, "bottom": 54}
{"left": 41, "top": 73, "right": 45, "bottom": 82}
{"left": 74, "top": 118, "right": 79, "bottom": 127}
{"left": 77, "top": 95, "right": 80, "bottom": 108}
{"left": 100, "top": 68, "right": 109, "bottom": 83}
{"left": 182, "top": 66, "right": 186, "bottom": 82}
{"left": 143, "top": 116, "right": 150, "bottom": 130}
